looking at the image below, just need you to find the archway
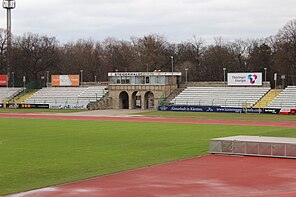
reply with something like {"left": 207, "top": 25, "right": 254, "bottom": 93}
{"left": 131, "top": 91, "right": 142, "bottom": 109}
{"left": 144, "top": 91, "right": 154, "bottom": 109}
{"left": 119, "top": 91, "right": 129, "bottom": 109}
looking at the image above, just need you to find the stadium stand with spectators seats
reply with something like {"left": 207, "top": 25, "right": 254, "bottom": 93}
{"left": 24, "top": 86, "right": 108, "bottom": 109}
{"left": 267, "top": 86, "right": 296, "bottom": 109}
{"left": 0, "top": 88, "right": 23, "bottom": 103}
{"left": 170, "top": 87, "right": 270, "bottom": 108}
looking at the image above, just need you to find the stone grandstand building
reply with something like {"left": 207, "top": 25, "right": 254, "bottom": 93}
{"left": 107, "top": 71, "right": 181, "bottom": 110}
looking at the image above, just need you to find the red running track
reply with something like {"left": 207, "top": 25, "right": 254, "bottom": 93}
{"left": 1, "top": 113, "right": 296, "bottom": 128}
{"left": 8, "top": 155, "right": 296, "bottom": 197}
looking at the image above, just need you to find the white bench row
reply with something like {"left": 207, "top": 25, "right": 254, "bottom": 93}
{"left": 268, "top": 86, "right": 296, "bottom": 109}
{"left": 24, "top": 87, "right": 108, "bottom": 109}
{"left": 171, "top": 87, "right": 270, "bottom": 108}
{"left": 0, "top": 88, "right": 23, "bottom": 102}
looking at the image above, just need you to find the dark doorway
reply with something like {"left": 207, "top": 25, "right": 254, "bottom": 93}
{"left": 119, "top": 91, "right": 129, "bottom": 109}
{"left": 144, "top": 91, "right": 154, "bottom": 109}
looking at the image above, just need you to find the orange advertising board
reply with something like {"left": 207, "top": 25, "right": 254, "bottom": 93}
{"left": 51, "top": 75, "right": 80, "bottom": 87}
{"left": 51, "top": 75, "right": 60, "bottom": 86}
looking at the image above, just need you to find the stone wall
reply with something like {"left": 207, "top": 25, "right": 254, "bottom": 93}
{"left": 108, "top": 84, "right": 177, "bottom": 109}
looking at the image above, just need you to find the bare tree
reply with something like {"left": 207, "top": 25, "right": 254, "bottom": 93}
{"left": 175, "top": 36, "right": 204, "bottom": 81}
{"left": 12, "top": 33, "right": 59, "bottom": 87}
{"left": 201, "top": 38, "right": 235, "bottom": 81}
{"left": 0, "top": 29, "right": 7, "bottom": 73}
{"left": 274, "top": 19, "right": 296, "bottom": 85}
{"left": 5, "top": 19, "right": 296, "bottom": 86}
{"left": 132, "top": 34, "right": 172, "bottom": 72}
{"left": 228, "top": 39, "right": 249, "bottom": 71}
{"left": 248, "top": 40, "right": 273, "bottom": 78}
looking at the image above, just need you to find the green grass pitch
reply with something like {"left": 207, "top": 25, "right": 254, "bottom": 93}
{"left": 1, "top": 118, "right": 296, "bottom": 195}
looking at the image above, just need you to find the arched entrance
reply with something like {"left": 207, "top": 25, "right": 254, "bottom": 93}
{"left": 119, "top": 91, "right": 129, "bottom": 109}
{"left": 131, "top": 91, "right": 142, "bottom": 109}
{"left": 144, "top": 91, "right": 154, "bottom": 109}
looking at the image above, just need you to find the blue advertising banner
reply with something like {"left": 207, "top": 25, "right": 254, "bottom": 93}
{"left": 0, "top": 103, "right": 3, "bottom": 108}
{"left": 158, "top": 105, "right": 280, "bottom": 114}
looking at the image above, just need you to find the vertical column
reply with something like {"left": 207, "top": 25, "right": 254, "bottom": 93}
{"left": 141, "top": 92, "right": 146, "bottom": 110}
{"left": 6, "top": 9, "right": 12, "bottom": 86}
{"left": 114, "top": 91, "right": 120, "bottom": 109}
{"left": 3, "top": 0, "right": 16, "bottom": 86}
{"left": 129, "top": 92, "right": 133, "bottom": 110}
{"left": 153, "top": 97, "right": 158, "bottom": 110}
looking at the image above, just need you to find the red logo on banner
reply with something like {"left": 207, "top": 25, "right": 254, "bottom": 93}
{"left": 0, "top": 75, "right": 8, "bottom": 86}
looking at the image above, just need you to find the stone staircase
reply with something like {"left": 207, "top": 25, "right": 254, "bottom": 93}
{"left": 253, "top": 89, "right": 282, "bottom": 108}
{"left": 160, "top": 87, "right": 186, "bottom": 106}
{"left": 88, "top": 93, "right": 112, "bottom": 110}
{"left": 7, "top": 89, "right": 38, "bottom": 104}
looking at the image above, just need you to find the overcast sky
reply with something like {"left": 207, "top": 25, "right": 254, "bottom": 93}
{"left": 0, "top": 0, "right": 295, "bottom": 44}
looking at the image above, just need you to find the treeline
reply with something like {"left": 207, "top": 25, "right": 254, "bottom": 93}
{"left": 0, "top": 19, "right": 295, "bottom": 88}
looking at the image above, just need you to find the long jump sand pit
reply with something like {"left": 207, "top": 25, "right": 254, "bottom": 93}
{"left": 9, "top": 155, "right": 296, "bottom": 197}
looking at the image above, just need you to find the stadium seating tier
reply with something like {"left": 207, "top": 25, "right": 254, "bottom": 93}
{"left": 24, "top": 86, "right": 108, "bottom": 109}
{"left": 170, "top": 87, "right": 270, "bottom": 108}
{"left": 267, "top": 86, "right": 296, "bottom": 109}
{"left": 0, "top": 88, "right": 23, "bottom": 103}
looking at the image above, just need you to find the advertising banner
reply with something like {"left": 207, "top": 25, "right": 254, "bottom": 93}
{"left": 158, "top": 105, "right": 280, "bottom": 114}
{"left": 279, "top": 108, "right": 296, "bottom": 115}
{"left": 5, "top": 103, "right": 50, "bottom": 109}
{"left": 0, "top": 75, "right": 8, "bottom": 86}
{"left": 49, "top": 104, "right": 86, "bottom": 109}
{"left": 228, "top": 73, "right": 262, "bottom": 86}
{"left": 51, "top": 75, "right": 80, "bottom": 87}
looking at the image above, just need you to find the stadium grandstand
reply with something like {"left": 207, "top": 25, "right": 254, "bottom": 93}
{"left": 0, "top": 87, "right": 23, "bottom": 103}
{"left": 267, "top": 86, "right": 296, "bottom": 109}
{"left": 24, "top": 86, "right": 108, "bottom": 109}
{"left": 170, "top": 87, "right": 270, "bottom": 108}
{"left": 2, "top": 71, "right": 296, "bottom": 114}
